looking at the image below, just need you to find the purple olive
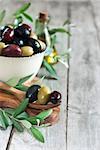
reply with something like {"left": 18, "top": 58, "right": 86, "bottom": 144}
{"left": 2, "top": 27, "right": 14, "bottom": 43}
{"left": 13, "top": 36, "right": 26, "bottom": 47}
{"left": 49, "top": 91, "right": 62, "bottom": 104}
{"left": 1, "top": 44, "right": 22, "bottom": 57}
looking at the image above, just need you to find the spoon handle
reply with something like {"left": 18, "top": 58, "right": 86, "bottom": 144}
{"left": 0, "top": 81, "right": 25, "bottom": 101}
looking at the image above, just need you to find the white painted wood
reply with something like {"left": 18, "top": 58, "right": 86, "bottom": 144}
{"left": 67, "top": 3, "right": 100, "bottom": 150}
{"left": 90, "top": 1, "right": 100, "bottom": 39}
{"left": 8, "top": 1, "right": 68, "bottom": 150}
{"left": 0, "top": 127, "right": 12, "bottom": 150}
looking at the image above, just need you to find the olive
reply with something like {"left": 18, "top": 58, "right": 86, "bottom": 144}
{"left": 37, "top": 86, "right": 51, "bottom": 104}
{"left": 13, "top": 37, "right": 25, "bottom": 47}
{"left": 49, "top": 91, "right": 61, "bottom": 104}
{"left": 1, "top": 44, "right": 22, "bottom": 57}
{"left": 14, "top": 24, "right": 31, "bottom": 38}
{"left": 38, "top": 40, "right": 46, "bottom": 52}
{"left": 2, "top": 27, "right": 14, "bottom": 43}
{"left": 0, "top": 26, "right": 9, "bottom": 35}
{"left": 30, "top": 32, "right": 38, "bottom": 39}
{"left": 21, "top": 46, "right": 34, "bottom": 56}
{"left": 0, "top": 42, "right": 6, "bottom": 54}
{"left": 26, "top": 85, "right": 41, "bottom": 103}
{"left": 25, "top": 38, "right": 41, "bottom": 54}
{"left": 0, "top": 26, "right": 8, "bottom": 41}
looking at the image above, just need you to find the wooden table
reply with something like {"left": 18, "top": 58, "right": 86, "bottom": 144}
{"left": 1, "top": 0, "right": 100, "bottom": 150}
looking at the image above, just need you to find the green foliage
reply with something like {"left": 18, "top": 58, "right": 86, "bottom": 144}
{"left": 13, "top": 98, "right": 29, "bottom": 117}
{"left": 43, "top": 60, "right": 58, "bottom": 79}
{"left": 30, "top": 127, "right": 45, "bottom": 143}
{"left": 0, "top": 99, "right": 53, "bottom": 143}
{"left": 14, "top": 3, "right": 31, "bottom": 16}
{"left": 0, "top": 10, "right": 6, "bottom": 24}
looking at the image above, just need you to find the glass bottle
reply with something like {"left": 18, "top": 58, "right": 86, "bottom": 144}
{"left": 35, "top": 12, "right": 51, "bottom": 47}
{"left": 35, "top": 12, "right": 58, "bottom": 65}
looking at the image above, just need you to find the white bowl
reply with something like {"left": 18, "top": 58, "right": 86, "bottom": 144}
{"left": 0, "top": 51, "right": 45, "bottom": 82}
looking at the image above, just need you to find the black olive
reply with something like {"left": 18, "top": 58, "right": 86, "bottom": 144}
{"left": 26, "top": 85, "right": 41, "bottom": 103}
{"left": 49, "top": 91, "right": 62, "bottom": 104}
{"left": 25, "top": 38, "right": 41, "bottom": 54}
{"left": 14, "top": 24, "right": 31, "bottom": 38}
{"left": 13, "top": 37, "right": 26, "bottom": 47}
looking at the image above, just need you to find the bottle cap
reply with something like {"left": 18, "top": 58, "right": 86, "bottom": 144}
{"left": 39, "top": 11, "right": 49, "bottom": 22}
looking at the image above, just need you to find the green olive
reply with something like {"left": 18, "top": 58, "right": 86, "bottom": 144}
{"left": 37, "top": 86, "right": 51, "bottom": 104}
{"left": 21, "top": 46, "right": 34, "bottom": 56}
{"left": 30, "top": 32, "right": 38, "bottom": 39}
{"left": 39, "top": 40, "right": 46, "bottom": 51}
{"left": 0, "top": 42, "right": 6, "bottom": 54}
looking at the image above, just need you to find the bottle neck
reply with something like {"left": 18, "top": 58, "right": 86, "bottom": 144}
{"left": 35, "top": 18, "right": 48, "bottom": 36}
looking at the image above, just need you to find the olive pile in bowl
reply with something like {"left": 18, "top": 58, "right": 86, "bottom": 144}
{"left": 0, "top": 23, "right": 45, "bottom": 57}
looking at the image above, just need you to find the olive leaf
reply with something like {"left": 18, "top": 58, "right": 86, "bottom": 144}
{"left": 63, "top": 19, "right": 71, "bottom": 26}
{"left": 27, "top": 116, "right": 38, "bottom": 125}
{"left": 16, "top": 112, "right": 29, "bottom": 120}
{"left": 22, "top": 12, "right": 33, "bottom": 22}
{"left": 6, "top": 77, "right": 20, "bottom": 87}
{"left": 15, "top": 85, "right": 28, "bottom": 91}
{"left": 0, "top": 10, "right": 6, "bottom": 24}
{"left": 4, "top": 108, "right": 15, "bottom": 115}
{"left": 0, "top": 110, "right": 6, "bottom": 130}
{"left": 58, "top": 59, "right": 69, "bottom": 68}
{"left": 11, "top": 118, "right": 24, "bottom": 132}
{"left": 49, "top": 28, "right": 71, "bottom": 36}
{"left": 2, "top": 110, "right": 12, "bottom": 126}
{"left": 30, "top": 127, "right": 45, "bottom": 143}
{"left": 13, "top": 98, "right": 29, "bottom": 117}
{"left": 13, "top": 16, "right": 23, "bottom": 27}
{"left": 50, "top": 35, "right": 57, "bottom": 48}
{"left": 43, "top": 60, "right": 58, "bottom": 79}
{"left": 36, "top": 109, "right": 53, "bottom": 121}
{"left": 20, "top": 120, "right": 32, "bottom": 129}
{"left": 14, "top": 74, "right": 32, "bottom": 91}
{"left": 14, "top": 3, "right": 31, "bottom": 16}
{"left": 17, "top": 74, "right": 32, "bottom": 85}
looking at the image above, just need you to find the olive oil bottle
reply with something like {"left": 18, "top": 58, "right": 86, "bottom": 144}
{"left": 35, "top": 12, "right": 58, "bottom": 65}
{"left": 35, "top": 12, "right": 51, "bottom": 47}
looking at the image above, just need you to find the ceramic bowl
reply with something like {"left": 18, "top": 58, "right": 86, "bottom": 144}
{"left": 0, "top": 51, "right": 45, "bottom": 81}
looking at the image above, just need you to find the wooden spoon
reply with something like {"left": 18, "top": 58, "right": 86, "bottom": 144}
{"left": 29, "top": 102, "right": 61, "bottom": 110}
{"left": 0, "top": 81, "right": 25, "bottom": 101}
{"left": 44, "top": 107, "right": 60, "bottom": 125}
{"left": 27, "top": 106, "right": 60, "bottom": 125}
{"left": 0, "top": 91, "right": 20, "bottom": 108}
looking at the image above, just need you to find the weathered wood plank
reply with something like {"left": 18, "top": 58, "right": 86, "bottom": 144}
{"left": 67, "top": 2, "right": 100, "bottom": 150}
{"left": 0, "top": 127, "right": 12, "bottom": 150}
{"left": 89, "top": 1, "right": 100, "bottom": 43}
{"left": 6, "top": 1, "right": 68, "bottom": 150}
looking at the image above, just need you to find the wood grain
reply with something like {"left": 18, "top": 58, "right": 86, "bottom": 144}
{"left": 67, "top": 2, "right": 100, "bottom": 150}
{"left": 0, "top": 0, "right": 99, "bottom": 150}
{"left": 89, "top": 1, "right": 100, "bottom": 45}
